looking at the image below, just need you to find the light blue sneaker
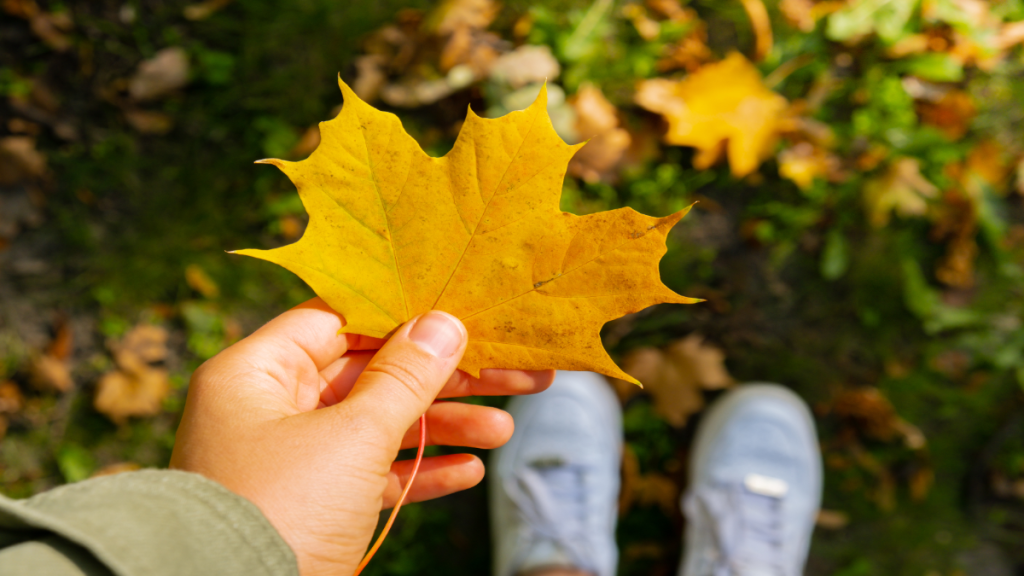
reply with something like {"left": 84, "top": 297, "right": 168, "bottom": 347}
{"left": 680, "top": 384, "right": 822, "bottom": 576}
{"left": 489, "top": 371, "right": 623, "bottom": 576}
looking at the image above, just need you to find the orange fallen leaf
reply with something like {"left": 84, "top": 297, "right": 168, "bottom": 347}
{"left": 237, "top": 80, "right": 697, "bottom": 382}
{"left": 29, "top": 317, "right": 74, "bottom": 392}
{"left": 185, "top": 264, "right": 220, "bottom": 299}
{"left": 0, "top": 136, "right": 48, "bottom": 185}
{"left": 94, "top": 324, "right": 170, "bottom": 423}
{"left": 635, "top": 52, "right": 788, "bottom": 178}
{"left": 863, "top": 157, "right": 938, "bottom": 227}
{"left": 917, "top": 90, "right": 975, "bottom": 140}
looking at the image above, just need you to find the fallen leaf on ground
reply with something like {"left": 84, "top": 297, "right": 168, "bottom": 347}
{"left": 124, "top": 109, "right": 174, "bottom": 135}
{"left": 917, "top": 90, "right": 975, "bottom": 140}
{"left": 622, "top": 4, "right": 660, "bottom": 40}
{"left": 185, "top": 264, "right": 220, "bottom": 299}
{"left": 94, "top": 324, "right": 170, "bottom": 423}
{"left": 778, "top": 141, "right": 840, "bottom": 190}
{"left": 832, "top": 387, "right": 927, "bottom": 450}
{"left": 0, "top": 136, "right": 47, "bottom": 184}
{"left": 815, "top": 509, "right": 849, "bottom": 529}
{"left": 863, "top": 158, "right": 938, "bottom": 227}
{"left": 128, "top": 47, "right": 190, "bottom": 102}
{"left": 0, "top": 381, "right": 23, "bottom": 415}
{"left": 930, "top": 191, "right": 978, "bottom": 289}
{"left": 488, "top": 45, "right": 560, "bottom": 88}
{"left": 237, "top": 80, "right": 697, "bottom": 381}
{"left": 568, "top": 84, "right": 631, "bottom": 183}
{"left": 183, "top": 0, "right": 233, "bottom": 20}
{"left": 426, "top": 0, "right": 500, "bottom": 34}
{"left": 90, "top": 462, "right": 142, "bottom": 477}
{"left": 635, "top": 52, "right": 788, "bottom": 178}
{"left": 779, "top": 0, "right": 844, "bottom": 32}
{"left": 613, "top": 334, "right": 733, "bottom": 426}
{"left": 619, "top": 444, "right": 679, "bottom": 516}
{"left": 738, "top": 0, "right": 773, "bottom": 61}
{"left": 30, "top": 317, "right": 74, "bottom": 392}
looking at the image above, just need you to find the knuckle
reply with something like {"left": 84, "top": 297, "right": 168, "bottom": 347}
{"left": 367, "top": 353, "right": 436, "bottom": 405}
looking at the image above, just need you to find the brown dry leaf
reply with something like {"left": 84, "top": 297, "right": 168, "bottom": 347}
{"left": 94, "top": 368, "right": 169, "bottom": 423}
{"left": 4, "top": 2, "right": 74, "bottom": 51}
{"left": 616, "top": 334, "right": 733, "bottom": 427}
{"left": 185, "top": 264, "right": 220, "bottom": 299}
{"left": 930, "top": 191, "right": 978, "bottom": 289}
{"left": 95, "top": 324, "right": 170, "bottom": 423}
{"left": 833, "top": 387, "right": 927, "bottom": 450}
{"left": 863, "top": 158, "right": 938, "bottom": 227}
{"left": 917, "top": 90, "right": 975, "bottom": 140}
{"left": 29, "top": 318, "right": 74, "bottom": 392}
{"left": 0, "top": 136, "right": 47, "bottom": 185}
{"left": 488, "top": 45, "right": 560, "bottom": 88}
{"left": 619, "top": 445, "right": 679, "bottom": 516}
{"left": 568, "top": 84, "right": 631, "bottom": 184}
{"left": 909, "top": 465, "right": 934, "bottom": 501}
{"left": 635, "top": 52, "right": 788, "bottom": 178}
{"left": 90, "top": 462, "right": 142, "bottom": 477}
{"left": 815, "top": 509, "right": 850, "bottom": 530}
{"left": 124, "top": 110, "right": 174, "bottom": 135}
{"left": 278, "top": 215, "right": 304, "bottom": 241}
{"left": 128, "top": 47, "right": 190, "bottom": 102}
{"left": 0, "top": 381, "right": 24, "bottom": 414}
{"left": 183, "top": 0, "right": 233, "bottom": 21}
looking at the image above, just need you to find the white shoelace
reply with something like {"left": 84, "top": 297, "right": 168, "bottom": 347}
{"left": 685, "top": 483, "right": 786, "bottom": 576}
{"left": 504, "top": 462, "right": 598, "bottom": 574}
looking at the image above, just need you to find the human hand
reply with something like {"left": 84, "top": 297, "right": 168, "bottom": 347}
{"left": 169, "top": 298, "right": 553, "bottom": 576}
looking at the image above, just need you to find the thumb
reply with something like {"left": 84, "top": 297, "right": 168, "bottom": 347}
{"left": 335, "top": 311, "right": 467, "bottom": 444}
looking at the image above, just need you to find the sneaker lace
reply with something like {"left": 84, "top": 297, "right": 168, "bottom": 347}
{"left": 504, "top": 461, "right": 598, "bottom": 574}
{"left": 685, "top": 483, "right": 786, "bottom": 576}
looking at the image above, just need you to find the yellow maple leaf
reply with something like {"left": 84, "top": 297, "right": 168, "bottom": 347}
{"left": 635, "top": 52, "right": 788, "bottom": 178}
{"left": 236, "top": 79, "right": 697, "bottom": 382}
{"left": 863, "top": 157, "right": 939, "bottom": 227}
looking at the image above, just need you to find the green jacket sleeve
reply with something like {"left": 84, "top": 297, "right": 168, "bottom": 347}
{"left": 0, "top": 469, "right": 299, "bottom": 576}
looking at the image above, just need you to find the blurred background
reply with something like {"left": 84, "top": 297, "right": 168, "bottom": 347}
{"left": 3, "top": 0, "right": 1024, "bottom": 574}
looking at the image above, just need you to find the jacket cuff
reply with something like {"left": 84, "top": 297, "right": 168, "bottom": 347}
{"left": 0, "top": 469, "right": 298, "bottom": 576}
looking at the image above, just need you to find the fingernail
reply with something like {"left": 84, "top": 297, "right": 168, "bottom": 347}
{"left": 408, "top": 311, "right": 465, "bottom": 358}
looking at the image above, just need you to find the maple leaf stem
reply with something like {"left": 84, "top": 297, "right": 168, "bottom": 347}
{"left": 352, "top": 413, "right": 427, "bottom": 576}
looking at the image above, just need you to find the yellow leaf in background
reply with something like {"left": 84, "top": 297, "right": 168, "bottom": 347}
{"left": 863, "top": 158, "right": 938, "bottom": 227}
{"left": 185, "top": 264, "right": 220, "bottom": 299}
{"left": 237, "top": 80, "right": 696, "bottom": 382}
{"left": 778, "top": 142, "right": 839, "bottom": 190}
{"left": 635, "top": 52, "right": 788, "bottom": 178}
